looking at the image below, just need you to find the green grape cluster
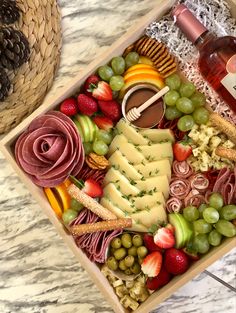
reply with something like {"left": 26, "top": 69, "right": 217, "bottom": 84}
{"left": 164, "top": 74, "right": 209, "bottom": 131}
{"left": 182, "top": 192, "right": 236, "bottom": 255}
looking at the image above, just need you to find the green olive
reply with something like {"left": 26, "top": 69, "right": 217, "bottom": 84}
{"left": 119, "top": 259, "right": 128, "bottom": 271}
{"left": 114, "top": 247, "right": 127, "bottom": 260}
{"left": 128, "top": 246, "right": 137, "bottom": 257}
{"left": 121, "top": 233, "right": 132, "bottom": 249}
{"left": 110, "top": 247, "right": 116, "bottom": 256}
{"left": 106, "top": 256, "right": 118, "bottom": 271}
{"left": 124, "top": 255, "right": 135, "bottom": 268}
{"left": 132, "top": 234, "right": 143, "bottom": 247}
{"left": 111, "top": 237, "right": 122, "bottom": 249}
{"left": 124, "top": 269, "right": 132, "bottom": 275}
{"left": 137, "top": 246, "right": 148, "bottom": 258}
{"left": 131, "top": 263, "right": 141, "bottom": 274}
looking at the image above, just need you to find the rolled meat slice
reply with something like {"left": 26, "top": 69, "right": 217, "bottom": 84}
{"left": 189, "top": 173, "right": 209, "bottom": 193}
{"left": 170, "top": 178, "right": 191, "bottom": 200}
{"left": 184, "top": 189, "right": 205, "bottom": 207}
{"left": 172, "top": 160, "right": 193, "bottom": 178}
{"left": 165, "top": 197, "right": 183, "bottom": 213}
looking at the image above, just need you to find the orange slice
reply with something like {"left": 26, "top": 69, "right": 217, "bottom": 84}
{"left": 63, "top": 178, "right": 72, "bottom": 188}
{"left": 125, "top": 64, "right": 154, "bottom": 74}
{"left": 44, "top": 188, "right": 63, "bottom": 218}
{"left": 124, "top": 69, "right": 160, "bottom": 82}
{"left": 139, "top": 56, "right": 154, "bottom": 66}
{"left": 54, "top": 184, "right": 71, "bottom": 211}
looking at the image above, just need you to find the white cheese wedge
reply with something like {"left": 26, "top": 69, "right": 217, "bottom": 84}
{"left": 134, "top": 159, "right": 172, "bottom": 181}
{"left": 109, "top": 141, "right": 144, "bottom": 165}
{"left": 109, "top": 150, "right": 142, "bottom": 181}
{"left": 108, "top": 134, "right": 128, "bottom": 156}
{"left": 136, "top": 175, "right": 169, "bottom": 199}
{"left": 116, "top": 119, "right": 150, "bottom": 145}
{"left": 140, "top": 128, "right": 175, "bottom": 143}
{"left": 127, "top": 223, "right": 149, "bottom": 233}
{"left": 132, "top": 192, "right": 165, "bottom": 209}
{"left": 103, "top": 168, "right": 140, "bottom": 196}
{"left": 100, "top": 197, "right": 126, "bottom": 219}
{"left": 138, "top": 142, "right": 173, "bottom": 162}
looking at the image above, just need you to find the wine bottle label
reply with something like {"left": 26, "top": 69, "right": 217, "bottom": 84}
{"left": 221, "top": 54, "right": 236, "bottom": 100}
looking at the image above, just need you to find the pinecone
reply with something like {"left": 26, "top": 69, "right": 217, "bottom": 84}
{"left": 0, "top": 67, "right": 11, "bottom": 101}
{"left": 0, "top": 0, "right": 20, "bottom": 25}
{"left": 0, "top": 27, "right": 30, "bottom": 70}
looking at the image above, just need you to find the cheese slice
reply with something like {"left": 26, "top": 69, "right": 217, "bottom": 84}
{"left": 140, "top": 128, "right": 175, "bottom": 143}
{"left": 136, "top": 175, "right": 169, "bottom": 199}
{"left": 116, "top": 119, "right": 150, "bottom": 145}
{"left": 138, "top": 142, "right": 173, "bottom": 162}
{"left": 132, "top": 192, "right": 165, "bottom": 209}
{"left": 110, "top": 141, "right": 144, "bottom": 165}
{"left": 109, "top": 150, "right": 142, "bottom": 181}
{"left": 134, "top": 159, "right": 171, "bottom": 180}
{"left": 103, "top": 168, "right": 140, "bottom": 196}
{"left": 108, "top": 134, "right": 128, "bottom": 156}
{"left": 100, "top": 197, "right": 126, "bottom": 219}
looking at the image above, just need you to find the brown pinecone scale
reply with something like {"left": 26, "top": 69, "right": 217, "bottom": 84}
{"left": 0, "top": 0, "right": 20, "bottom": 25}
{"left": 0, "top": 27, "right": 30, "bottom": 70}
{"left": 0, "top": 67, "right": 11, "bottom": 101}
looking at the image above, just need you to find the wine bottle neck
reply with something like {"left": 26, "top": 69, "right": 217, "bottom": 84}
{"left": 194, "top": 31, "right": 216, "bottom": 50}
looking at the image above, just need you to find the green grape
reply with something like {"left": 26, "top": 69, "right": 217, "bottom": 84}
{"left": 111, "top": 56, "right": 126, "bottom": 75}
{"left": 179, "top": 82, "right": 196, "bottom": 97}
{"left": 165, "top": 106, "right": 182, "bottom": 120}
{"left": 176, "top": 97, "right": 195, "bottom": 114}
{"left": 193, "top": 234, "right": 210, "bottom": 254}
{"left": 109, "top": 75, "right": 125, "bottom": 91}
{"left": 192, "top": 107, "right": 209, "bottom": 125}
{"left": 98, "top": 65, "right": 114, "bottom": 81}
{"left": 190, "top": 91, "right": 206, "bottom": 107}
{"left": 96, "top": 129, "right": 113, "bottom": 145}
{"left": 125, "top": 52, "right": 139, "bottom": 68}
{"left": 208, "top": 230, "right": 222, "bottom": 246}
{"left": 92, "top": 140, "right": 109, "bottom": 156}
{"left": 183, "top": 206, "right": 199, "bottom": 222}
{"left": 193, "top": 219, "right": 212, "bottom": 234}
{"left": 165, "top": 73, "right": 181, "bottom": 90}
{"left": 215, "top": 220, "right": 236, "bottom": 237}
{"left": 203, "top": 207, "right": 219, "bottom": 224}
{"left": 220, "top": 205, "right": 236, "bottom": 221}
{"left": 208, "top": 192, "right": 224, "bottom": 210}
{"left": 177, "top": 115, "right": 195, "bottom": 132}
{"left": 70, "top": 198, "right": 84, "bottom": 212}
{"left": 198, "top": 203, "right": 208, "bottom": 218}
{"left": 62, "top": 209, "right": 78, "bottom": 225}
{"left": 164, "top": 90, "right": 180, "bottom": 106}
{"left": 83, "top": 142, "right": 93, "bottom": 155}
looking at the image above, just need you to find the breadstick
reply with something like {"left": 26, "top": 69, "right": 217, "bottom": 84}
{"left": 67, "top": 184, "right": 117, "bottom": 221}
{"left": 209, "top": 113, "right": 236, "bottom": 145}
{"left": 215, "top": 146, "right": 236, "bottom": 162}
{"left": 70, "top": 218, "right": 132, "bottom": 236}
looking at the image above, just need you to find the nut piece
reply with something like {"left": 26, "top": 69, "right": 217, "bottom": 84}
{"left": 120, "top": 295, "right": 139, "bottom": 311}
{"left": 86, "top": 152, "right": 109, "bottom": 170}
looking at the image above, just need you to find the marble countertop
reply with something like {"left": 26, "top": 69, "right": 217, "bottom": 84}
{"left": 0, "top": 0, "right": 236, "bottom": 312}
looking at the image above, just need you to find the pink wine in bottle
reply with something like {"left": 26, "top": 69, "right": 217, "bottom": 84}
{"left": 172, "top": 4, "right": 236, "bottom": 113}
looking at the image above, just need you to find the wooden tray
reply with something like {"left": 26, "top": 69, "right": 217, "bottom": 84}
{"left": 1, "top": 1, "right": 236, "bottom": 312}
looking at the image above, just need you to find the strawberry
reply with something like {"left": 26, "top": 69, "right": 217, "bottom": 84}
{"left": 173, "top": 140, "right": 192, "bottom": 162}
{"left": 154, "top": 227, "right": 175, "bottom": 249}
{"left": 91, "top": 81, "right": 113, "bottom": 101}
{"left": 141, "top": 251, "right": 162, "bottom": 277}
{"left": 143, "top": 234, "right": 162, "bottom": 253}
{"left": 60, "top": 98, "right": 78, "bottom": 116}
{"left": 146, "top": 266, "right": 171, "bottom": 290}
{"left": 84, "top": 75, "right": 100, "bottom": 96}
{"left": 77, "top": 94, "right": 98, "bottom": 116}
{"left": 164, "top": 248, "right": 190, "bottom": 275}
{"left": 93, "top": 116, "right": 114, "bottom": 131}
{"left": 82, "top": 178, "right": 103, "bottom": 198}
{"left": 98, "top": 99, "right": 121, "bottom": 121}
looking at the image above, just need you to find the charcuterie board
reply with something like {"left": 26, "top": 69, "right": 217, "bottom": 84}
{"left": 1, "top": 1, "right": 236, "bottom": 313}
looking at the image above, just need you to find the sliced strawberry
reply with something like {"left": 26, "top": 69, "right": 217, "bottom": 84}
{"left": 154, "top": 227, "right": 175, "bottom": 249}
{"left": 173, "top": 140, "right": 192, "bottom": 162}
{"left": 93, "top": 116, "right": 114, "bottom": 131}
{"left": 165, "top": 223, "right": 175, "bottom": 234}
{"left": 77, "top": 94, "right": 98, "bottom": 116}
{"left": 91, "top": 81, "right": 113, "bottom": 101}
{"left": 141, "top": 251, "right": 162, "bottom": 277}
{"left": 143, "top": 234, "right": 162, "bottom": 253}
{"left": 146, "top": 266, "right": 171, "bottom": 290}
{"left": 84, "top": 75, "right": 100, "bottom": 96}
{"left": 164, "top": 248, "right": 190, "bottom": 275}
{"left": 98, "top": 99, "right": 121, "bottom": 121}
{"left": 82, "top": 178, "right": 103, "bottom": 198}
{"left": 60, "top": 98, "right": 78, "bottom": 116}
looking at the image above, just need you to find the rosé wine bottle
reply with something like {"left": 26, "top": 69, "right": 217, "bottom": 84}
{"left": 172, "top": 4, "right": 236, "bottom": 113}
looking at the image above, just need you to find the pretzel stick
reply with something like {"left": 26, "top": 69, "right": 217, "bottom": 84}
{"left": 209, "top": 113, "right": 236, "bottom": 145}
{"left": 67, "top": 184, "right": 117, "bottom": 221}
{"left": 70, "top": 218, "right": 132, "bottom": 236}
{"left": 215, "top": 146, "right": 236, "bottom": 162}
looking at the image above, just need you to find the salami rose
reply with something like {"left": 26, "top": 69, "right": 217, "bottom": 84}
{"left": 170, "top": 178, "right": 191, "bottom": 200}
{"left": 15, "top": 111, "right": 84, "bottom": 187}
{"left": 190, "top": 173, "right": 209, "bottom": 193}
{"left": 172, "top": 160, "right": 193, "bottom": 178}
{"left": 166, "top": 197, "right": 183, "bottom": 213}
{"left": 184, "top": 189, "right": 205, "bottom": 207}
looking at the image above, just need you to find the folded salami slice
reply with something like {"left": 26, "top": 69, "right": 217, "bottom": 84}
{"left": 165, "top": 197, "right": 183, "bottom": 213}
{"left": 213, "top": 167, "right": 232, "bottom": 192}
{"left": 78, "top": 165, "right": 106, "bottom": 184}
{"left": 170, "top": 178, "right": 191, "bottom": 200}
{"left": 172, "top": 161, "right": 193, "bottom": 178}
{"left": 189, "top": 173, "right": 209, "bottom": 193}
{"left": 15, "top": 111, "right": 84, "bottom": 187}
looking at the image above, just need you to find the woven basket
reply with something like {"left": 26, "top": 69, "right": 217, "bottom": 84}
{"left": 0, "top": 0, "right": 62, "bottom": 134}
